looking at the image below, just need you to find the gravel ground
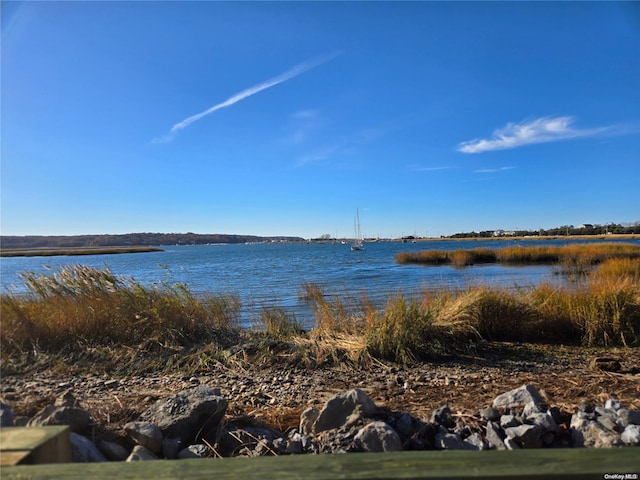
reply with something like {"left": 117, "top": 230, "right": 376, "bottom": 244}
{"left": 2, "top": 343, "right": 639, "bottom": 437}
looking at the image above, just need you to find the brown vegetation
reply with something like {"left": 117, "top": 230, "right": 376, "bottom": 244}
{"left": 0, "top": 246, "right": 163, "bottom": 257}
{"left": 2, "top": 246, "right": 638, "bottom": 377}
{"left": 395, "top": 242, "right": 640, "bottom": 268}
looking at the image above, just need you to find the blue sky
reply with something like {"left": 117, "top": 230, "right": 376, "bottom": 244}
{"left": 2, "top": 1, "right": 639, "bottom": 239}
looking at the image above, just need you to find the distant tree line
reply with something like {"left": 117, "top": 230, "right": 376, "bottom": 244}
{"left": 449, "top": 222, "right": 640, "bottom": 239}
{"left": 0, "top": 233, "right": 305, "bottom": 249}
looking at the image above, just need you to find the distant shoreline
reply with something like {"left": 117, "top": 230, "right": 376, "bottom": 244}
{"left": 2, "top": 235, "right": 638, "bottom": 256}
{"left": 410, "top": 233, "right": 640, "bottom": 242}
{"left": 0, "top": 246, "right": 164, "bottom": 258}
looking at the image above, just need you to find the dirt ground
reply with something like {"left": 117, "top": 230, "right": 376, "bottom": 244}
{"left": 2, "top": 342, "right": 639, "bottom": 437}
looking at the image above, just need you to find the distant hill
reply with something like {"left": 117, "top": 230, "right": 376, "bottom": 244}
{"left": 0, "top": 233, "right": 305, "bottom": 249}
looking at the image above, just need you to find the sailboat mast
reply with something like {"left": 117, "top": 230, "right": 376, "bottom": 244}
{"left": 351, "top": 208, "right": 364, "bottom": 250}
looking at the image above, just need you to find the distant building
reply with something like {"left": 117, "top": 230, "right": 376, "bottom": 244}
{"left": 578, "top": 224, "right": 594, "bottom": 229}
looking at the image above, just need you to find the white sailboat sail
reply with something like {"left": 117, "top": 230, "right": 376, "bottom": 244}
{"left": 351, "top": 209, "right": 364, "bottom": 251}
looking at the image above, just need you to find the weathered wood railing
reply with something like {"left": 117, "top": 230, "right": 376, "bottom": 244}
{"left": 0, "top": 426, "right": 71, "bottom": 466}
{"left": 2, "top": 447, "right": 639, "bottom": 479}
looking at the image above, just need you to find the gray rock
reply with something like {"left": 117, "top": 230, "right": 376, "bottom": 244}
{"left": 354, "top": 421, "right": 402, "bottom": 453}
{"left": 272, "top": 437, "right": 287, "bottom": 455}
{"left": 621, "top": 424, "right": 640, "bottom": 446}
{"left": 162, "top": 437, "right": 183, "bottom": 459}
{"left": 431, "top": 405, "right": 455, "bottom": 429}
{"left": 462, "top": 432, "right": 486, "bottom": 451}
{"left": 313, "top": 389, "right": 378, "bottom": 434}
{"left": 27, "top": 404, "right": 92, "bottom": 433}
{"left": 547, "top": 406, "right": 563, "bottom": 426}
{"left": 138, "top": 386, "right": 227, "bottom": 444}
{"left": 617, "top": 409, "right": 640, "bottom": 427}
{"left": 504, "top": 437, "right": 521, "bottom": 450}
{"left": 492, "top": 385, "right": 544, "bottom": 410}
{"left": 505, "top": 424, "right": 542, "bottom": 448}
{"left": 314, "top": 425, "right": 361, "bottom": 454}
{"left": 435, "top": 431, "right": 464, "bottom": 450}
{"left": 177, "top": 444, "right": 212, "bottom": 459}
{"left": 300, "top": 407, "right": 319, "bottom": 436}
{"left": 254, "top": 437, "right": 283, "bottom": 457}
{"left": 570, "top": 413, "right": 590, "bottom": 447}
{"left": 570, "top": 413, "right": 622, "bottom": 448}
{"left": 394, "top": 413, "right": 415, "bottom": 437}
{"left": 485, "top": 421, "right": 506, "bottom": 450}
{"left": 299, "top": 432, "right": 313, "bottom": 451}
{"left": 285, "top": 432, "right": 304, "bottom": 454}
{"left": 124, "top": 421, "right": 163, "bottom": 454}
{"left": 596, "top": 413, "right": 618, "bottom": 432}
{"left": 578, "top": 403, "right": 596, "bottom": 416}
{"left": 126, "top": 445, "right": 159, "bottom": 462}
{"left": 479, "top": 407, "right": 500, "bottom": 422}
{"left": 500, "top": 414, "right": 520, "bottom": 429}
{"left": 595, "top": 406, "right": 617, "bottom": 418}
{"left": 605, "top": 399, "right": 622, "bottom": 411}
{"left": 218, "top": 427, "right": 282, "bottom": 457}
{"left": 526, "top": 412, "right": 560, "bottom": 435}
{"left": 523, "top": 401, "right": 547, "bottom": 418}
{"left": 97, "top": 440, "right": 130, "bottom": 461}
{"left": 70, "top": 433, "right": 108, "bottom": 462}
{"left": 541, "top": 431, "right": 555, "bottom": 447}
{"left": 0, "top": 402, "right": 14, "bottom": 427}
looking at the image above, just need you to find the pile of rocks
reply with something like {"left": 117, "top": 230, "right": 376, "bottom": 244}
{"left": 1, "top": 383, "right": 638, "bottom": 462}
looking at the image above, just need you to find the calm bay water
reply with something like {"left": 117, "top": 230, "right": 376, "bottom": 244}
{"left": 2, "top": 238, "right": 638, "bottom": 327}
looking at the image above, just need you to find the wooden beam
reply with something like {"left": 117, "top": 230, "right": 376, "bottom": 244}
{"left": 2, "top": 447, "right": 639, "bottom": 479}
{"left": 0, "top": 427, "right": 71, "bottom": 466}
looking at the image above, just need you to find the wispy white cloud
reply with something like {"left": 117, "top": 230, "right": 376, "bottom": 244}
{"left": 407, "top": 165, "right": 456, "bottom": 172}
{"left": 475, "top": 166, "right": 515, "bottom": 173}
{"left": 153, "top": 53, "right": 341, "bottom": 143}
{"left": 294, "top": 124, "right": 393, "bottom": 168}
{"left": 281, "top": 109, "right": 323, "bottom": 146}
{"left": 457, "top": 116, "right": 611, "bottom": 154}
{"left": 295, "top": 142, "right": 356, "bottom": 167}
{"left": 291, "top": 109, "right": 320, "bottom": 120}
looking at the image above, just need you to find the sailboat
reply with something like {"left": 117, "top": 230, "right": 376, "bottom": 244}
{"left": 351, "top": 209, "right": 364, "bottom": 251}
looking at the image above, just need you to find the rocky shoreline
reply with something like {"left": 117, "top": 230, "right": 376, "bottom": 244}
{"left": 2, "top": 382, "right": 639, "bottom": 463}
{"left": 2, "top": 343, "right": 639, "bottom": 462}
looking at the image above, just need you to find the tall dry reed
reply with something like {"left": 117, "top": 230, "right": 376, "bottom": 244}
{"left": 3, "top": 254, "right": 639, "bottom": 370}
{"left": 396, "top": 242, "right": 640, "bottom": 267}
{"left": 0, "top": 265, "right": 240, "bottom": 354}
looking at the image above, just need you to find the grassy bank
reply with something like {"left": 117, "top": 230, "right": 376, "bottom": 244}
{"left": 395, "top": 242, "right": 640, "bottom": 268}
{"left": 0, "top": 246, "right": 163, "bottom": 257}
{"left": 1, "top": 265, "right": 240, "bottom": 355}
{"left": 1, "top": 251, "right": 639, "bottom": 374}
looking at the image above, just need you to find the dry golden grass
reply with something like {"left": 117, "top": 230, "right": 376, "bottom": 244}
{"left": 0, "top": 265, "right": 240, "bottom": 355}
{"left": 396, "top": 242, "right": 640, "bottom": 267}
{"left": 2, "top": 255, "right": 639, "bottom": 371}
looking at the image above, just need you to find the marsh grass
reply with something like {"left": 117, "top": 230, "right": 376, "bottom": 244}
{"left": 295, "top": 256, "right": 639, "bottom": 362}
{"left": 365, "top": 295, "right": 434, "bottom": 362}
{"left": 395, "top": 242, "right": 640, "bottom": 267}
{"left": 0, "top": 265, "right": 240, "bottom": 356}
{"left": 593, "top": 257, "right": 640, "bottom": 280}
{"left": 255, "top": 306, "right": 303, "bottom": 339}
{"left": 2, "top": 255, "right": 639, "bottom": 372}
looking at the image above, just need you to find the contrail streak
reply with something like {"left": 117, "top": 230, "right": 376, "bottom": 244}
{"left": 155, "top": 53, "right": 341, "bottom": 143}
